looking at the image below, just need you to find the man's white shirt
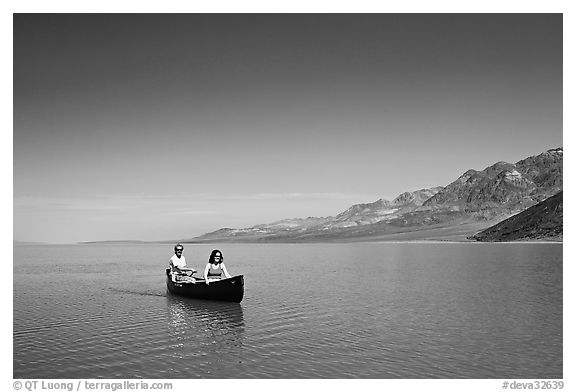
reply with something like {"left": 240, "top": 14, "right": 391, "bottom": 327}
{"left": 170, "top": 254, "right": 186, "bottom": 269}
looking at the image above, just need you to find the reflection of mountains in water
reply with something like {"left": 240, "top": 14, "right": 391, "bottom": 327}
{"left": 166, "top": 294, "right": 245, "bottom": 332}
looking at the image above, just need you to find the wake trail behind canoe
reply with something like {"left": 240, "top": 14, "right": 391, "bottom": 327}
{"left": 109, "top": 288, "right": 167, "bottom": 297}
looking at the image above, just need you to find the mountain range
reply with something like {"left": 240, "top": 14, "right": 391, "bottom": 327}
{"left": 187, "top": 148, "right": 563, "bottom": 243}
{"left": 471, "top": 191, "right": 562, "bottom": 242}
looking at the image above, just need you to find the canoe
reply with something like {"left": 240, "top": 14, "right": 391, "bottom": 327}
{"left": 165, "top": 268, "right": 244, "bottom": 303}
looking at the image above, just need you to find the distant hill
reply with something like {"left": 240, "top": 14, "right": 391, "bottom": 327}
{"left": 78, "top": 240, "right": 150, "bottom": 244}
{"left": 186, "top": 148, "right": 562, "bottom": 243}
{"left": 470, "top": 192, "right": 562, "bottom": 242}
{"left": 13, "top": 241, "right": 49, "bottom": 245}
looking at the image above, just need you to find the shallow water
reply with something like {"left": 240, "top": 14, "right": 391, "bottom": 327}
{"left": 13, "top": 242, "right": 562, "bottom": 378}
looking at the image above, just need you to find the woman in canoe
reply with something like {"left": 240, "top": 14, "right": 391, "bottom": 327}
{"left": 203, "top": 249, "right": 232, "bottom": 284}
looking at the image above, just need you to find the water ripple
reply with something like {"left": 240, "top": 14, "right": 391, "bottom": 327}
{"left": 13, "top": 243, "right": 563, "bottom": 378}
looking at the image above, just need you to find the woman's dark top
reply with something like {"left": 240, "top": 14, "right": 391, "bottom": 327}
{"left": 207, "top": 264, "right": 223, "bottom": 278}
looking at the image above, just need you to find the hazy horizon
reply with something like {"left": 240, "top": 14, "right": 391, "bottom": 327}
{"left": 14, "top": 14, "right": 562, "bottom": 244}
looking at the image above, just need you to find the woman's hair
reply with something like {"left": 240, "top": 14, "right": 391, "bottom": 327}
{"left": 209, "top": 249, "right": 224, "bottom": 264}
{"left": 174, "top": 243, "right": 183, "bottom": 251}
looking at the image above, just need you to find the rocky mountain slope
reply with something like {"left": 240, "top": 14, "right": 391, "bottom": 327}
{"left": 424, "top": 148, "right": 562, "bottom": 213}
{"left": 470, "top": 191, "right": 562, "bottom": 242}
{"left": 188, "top": 148, "right": 562, "bottom": 243}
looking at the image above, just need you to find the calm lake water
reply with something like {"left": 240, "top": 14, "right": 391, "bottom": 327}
{"left": 13, "top": 242, "right": 562, "bottom": 379}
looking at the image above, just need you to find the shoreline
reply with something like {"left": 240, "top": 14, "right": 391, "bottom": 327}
{"left": 14, "top": 239, "right": 563, "bottom": 246}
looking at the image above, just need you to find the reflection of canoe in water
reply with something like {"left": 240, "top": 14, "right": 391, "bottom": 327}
{"left": 166, "top": 295, "right": 245, "bottom": 330}
{"left": 165, "top": 268, "right": 244, "bottom": 303}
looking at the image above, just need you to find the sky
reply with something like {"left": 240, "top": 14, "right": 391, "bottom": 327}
{"left": 13, "top": 13, "right": 563, "bottom": 243}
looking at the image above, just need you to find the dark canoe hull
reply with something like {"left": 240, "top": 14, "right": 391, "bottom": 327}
{"left": 165, "top": 269, "right": 244, "bottom": 303}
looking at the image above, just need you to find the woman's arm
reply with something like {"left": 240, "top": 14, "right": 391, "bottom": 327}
{"left": 203, "top": 263, "right": 211, "bottom": 284}
{"left": 221, "top": 263, "right": 232, "bottom": 279}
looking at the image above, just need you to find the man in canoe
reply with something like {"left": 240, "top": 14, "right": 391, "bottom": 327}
{"left": 169, "top": 243, "right": 196, "bottom": 282}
